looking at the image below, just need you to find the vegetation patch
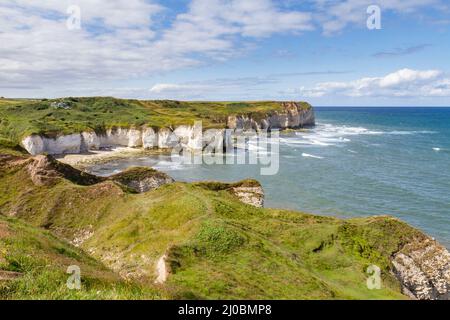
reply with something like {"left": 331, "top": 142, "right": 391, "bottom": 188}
{"left": 194, "top": 222, "right": 246, "bottom": 256}
{"left": 338, "top": 216, "right": 425, "bottom": 270}
{"left": 0, "top": 216, "right": 161, "bottom": 299}
{"left": 110, "top": 167, "right": 170, "bottom": 185}
{"left": 0, "top": 146, "right": 425, "bottom": 300}
{"left": 0, "top": 97, "right": 312, "bottom": 143}
{"left": 0, "top": 138, "right": 27, "bottom": 156}
{"left": 194, "top": 179, "right": 261, "bottom": 192}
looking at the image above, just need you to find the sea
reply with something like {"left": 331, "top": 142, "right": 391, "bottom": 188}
{"left": 86, "top": 107, "right": 450, "bottom": 248}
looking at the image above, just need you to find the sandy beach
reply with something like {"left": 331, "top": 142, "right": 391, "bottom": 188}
{"left": 56, "top": 147, "right": 170, "bottom": 169}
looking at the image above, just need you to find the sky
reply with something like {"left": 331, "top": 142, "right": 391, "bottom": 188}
{"left": 1, "top": 0, "right": 450, "bottom": 106}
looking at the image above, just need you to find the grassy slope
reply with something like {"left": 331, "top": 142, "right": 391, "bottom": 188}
{"left": 0, "top": 149, "right": 420, "bottom": 300}
{"left": 0, "top": 216, "right": 162, "bottom": 299}
{"left": 0, "top": 97, "right": 311, "bottom": 143}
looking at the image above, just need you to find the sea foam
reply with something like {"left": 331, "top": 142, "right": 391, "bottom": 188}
{"left": 302, "top": 153, "right": 324, "bottom": 159}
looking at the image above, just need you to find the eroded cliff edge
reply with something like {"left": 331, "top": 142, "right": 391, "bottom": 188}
{"left": 18, "top": 101, "right": 315, "bottom": 155}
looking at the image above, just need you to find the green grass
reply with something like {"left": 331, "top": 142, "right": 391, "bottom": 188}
{"left": 110, "top": 166, "right": 172, "bottom": 186}
{"left": 0, "top": 97, "right": 312, "bottom": 143}
{"left": 0, "top": 148, "right": 420, "bottom": 299}
{"left": 0, "top": 138, "right": 27, "bottom": 156}
{"left": 0, "top": 216, "right": 161, "bottom": 300}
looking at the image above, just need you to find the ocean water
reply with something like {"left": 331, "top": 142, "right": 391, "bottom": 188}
{"left": 87, "top": 107, "right": 450, "bottom": 248}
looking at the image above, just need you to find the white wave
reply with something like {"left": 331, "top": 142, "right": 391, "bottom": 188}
{"left": 280, "top": 137, "right": 333, "bottom": 146}
{"left": 387, "top": 130, "right": 437, "bottom": 135}
{"left": 152, "top": 160, "right": 185, "bottom": 171}
{"left": 247, "top": 143, "right": 270, "bottom": 152}
{"left": 433, "top": 147, "right": 441, "bottom": 152}
{"left": 302, "top": 153, "right": 323, "bottom": 159}
{"left": 301, "top": 123, "right": 385, "bottom": 136}
{"left": 291, "top": 124, "right": 384, "bottom": 147}
{"left": 254, "top": 151, "right": 275, "bottom": 156}
{"left": 283, "top": 123, "right": 438, "bottom": 150}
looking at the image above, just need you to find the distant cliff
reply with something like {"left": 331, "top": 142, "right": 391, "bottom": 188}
{"left": 227, "top": 102, "right": 315, "bottom": 131}
{"left": 14, "top": 99, "right": 315, "bottom": 155}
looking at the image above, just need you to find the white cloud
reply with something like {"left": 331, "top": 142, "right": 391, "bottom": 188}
{"left": 378, "top": 69, "right": 440, "bottom": 88}
{"left": 148, "top": 76, "right": 277, "bottom": 100}
{"left": 0, "top": 0, "right": 313, "bottom": 90}
{"left": 0, "top": 0, "right": 447, "bottom": 98}
{"left": 313, "top": 0, "right": 441, "bottom": 34}
{"left": 6, "top": 0, "right": 162, "bottom": 28}
{"left": 0, "top": 0, "right": 166, "bottom": 87}
{"left": 150, "top": 83, "right": 207, "bottom": 94}
{"left": 298, "top": 69, "right": 450, "bottom": 98}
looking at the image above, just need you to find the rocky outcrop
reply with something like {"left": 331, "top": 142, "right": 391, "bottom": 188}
{"left": 24, "top": 154, "right": 173, "bottom": 193}
{"left": 227, "top": 102, "right": 315, "bottom": 131}
{"left": 110, "top": 167, "right": 174, "bottom": 193}
{"left": 26, "top": 155, "right": 62, "bottom": 186}
{"left": 20, "top": 102, "right": 315, "bottom": 156}
{"left": 230, "top": 186, "right": 265, "bottom": 208}
{"left": 195, "top": 179, "right": 265, "bottom": 208}
{"left": 392, "top": 238, "right": 450, "bottom": 300}
{"left": 71, "top": 226, "right": 94, "bottom": 247}
{"left": 26, "top": 155, "right": 104, "bottom": 186}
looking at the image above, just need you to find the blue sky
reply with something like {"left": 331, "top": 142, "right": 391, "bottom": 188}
{"left": 1, "top": 0, "right": 450, "bottom": 105}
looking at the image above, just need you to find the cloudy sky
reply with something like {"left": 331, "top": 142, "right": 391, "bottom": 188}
{"left": 1, "top": 0, "right": 450, "bottom": 105}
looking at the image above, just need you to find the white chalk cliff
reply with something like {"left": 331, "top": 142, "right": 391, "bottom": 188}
{"left": 21, "top": 103, "right": 315, "bottom": 155}
{"left": 227, "top": 102, "right": 315, "bottom": 131}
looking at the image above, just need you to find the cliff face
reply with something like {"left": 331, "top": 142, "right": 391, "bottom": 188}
{"left": 20, "top": 102, "right": 315, "bottom": 156}
{"left": 392, "top": 238, "right": 450, "bottom": 300}
{"left": 227, "top": 102, "right": 315, "bottom": 131}
{"left": 22, "top": 128, "right": 151, "bottom": 156}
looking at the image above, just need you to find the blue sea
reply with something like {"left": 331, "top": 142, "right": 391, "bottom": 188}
{"left": 87, "top": 107, "right": 450, "bottom": 248}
